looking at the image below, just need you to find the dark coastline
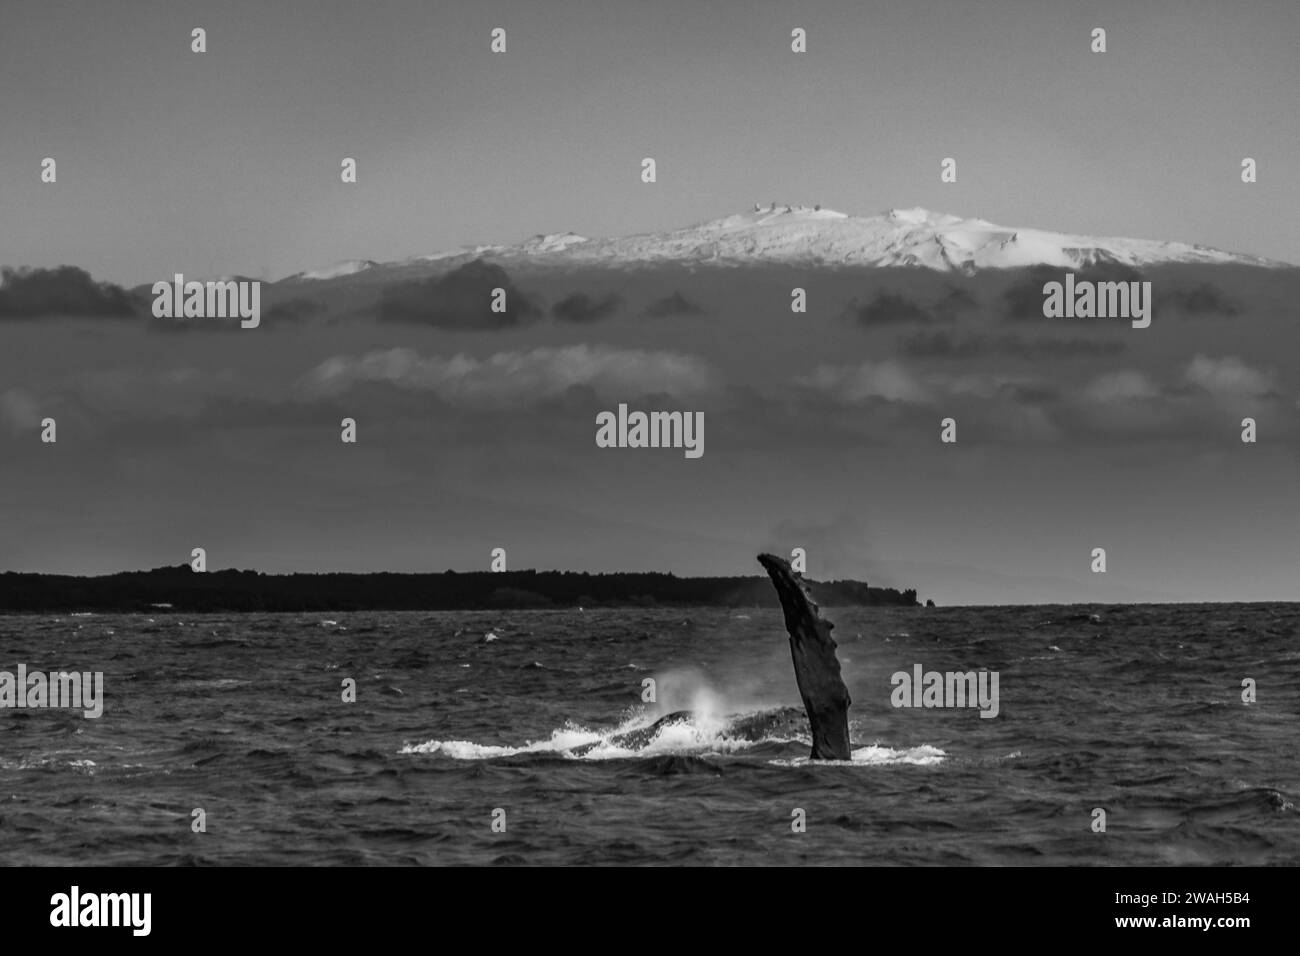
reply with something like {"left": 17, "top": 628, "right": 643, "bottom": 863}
{"left": 0, "top": 566, "right": 919, "bottom": 613}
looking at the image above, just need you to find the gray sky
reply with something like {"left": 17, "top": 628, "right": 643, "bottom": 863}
{"left": 1, "top": 0, "right": 1296, "bottom": 284}
{"left": 2, "top": 0, "right": 1298, "bottom": 604}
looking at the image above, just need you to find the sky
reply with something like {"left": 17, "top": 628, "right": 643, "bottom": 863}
{"left": 0, "top": 0, "right": 1297, "bottom": 285}
{"left": 1, "top": 1, "right": 1298, "bottom": 604}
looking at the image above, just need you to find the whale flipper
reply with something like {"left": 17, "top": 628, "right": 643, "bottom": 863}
{"left": 757, "top": 553, "right": 853, "bottom": 760}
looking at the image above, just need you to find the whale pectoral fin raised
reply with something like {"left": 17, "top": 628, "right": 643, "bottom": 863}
{"left": 758, "top": 553, "right": 853, "bottom": 761}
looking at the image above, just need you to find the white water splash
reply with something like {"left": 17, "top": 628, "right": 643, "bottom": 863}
{"left": 400, "top": 709, "right": 946, "bottom": 766}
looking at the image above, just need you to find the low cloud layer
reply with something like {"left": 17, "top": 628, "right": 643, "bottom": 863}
{"left": 1160, "top": 283, "right": 1240, "bottom": 318}
{"left": 797, "top": 359, "right": 933, "bottom": 404}
{"left": 845, "top": 291, "right": 944, "bottom": 326}
{"left": 376, "top": 260, "right": 541, "bottom": 328}
{"left": 0, "top": 266, "right": 140, "bottom": 319}
{"left": 900, "top": 330, "right": 1126, "bottom": 359}
{"left": 844, "top": 286, "right": 976, "bottom": 328}
{"left": 642, "top": 291, "right": 704, "bottom": 318}
{"left": 797, "top": 352, "right": 1288, "bottom": 442}
{"left": 1002, "top": 264, "right": 1144, "bottom": 322}
{"left": 299, "top": 344, "right": 713, "bottom": 408}
{"left": 1184, "top": 354, "right": 1276, "bottom": 398}
{"left": 551, "top": 292, "right": 623, "bottom": 323}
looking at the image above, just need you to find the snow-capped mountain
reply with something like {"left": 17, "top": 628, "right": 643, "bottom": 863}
{"left": 283, "top": 205, "right": 1285, "bottom": 282}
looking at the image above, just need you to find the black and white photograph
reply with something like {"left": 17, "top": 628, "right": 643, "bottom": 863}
{"left": 1, "top": 0, "right": 1296, "bottom": 934}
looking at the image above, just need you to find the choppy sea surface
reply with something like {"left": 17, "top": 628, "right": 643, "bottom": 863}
{"left": 1, "top": 605, "right": 1297, "bottom": 865}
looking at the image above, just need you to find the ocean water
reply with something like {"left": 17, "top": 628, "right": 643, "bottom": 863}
{"left": 1, "top": 605, "right": 1297, "bottom": 865}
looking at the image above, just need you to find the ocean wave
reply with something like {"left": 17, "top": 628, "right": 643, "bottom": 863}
{"left": 400, "top": 707, "right": 945, "bottom": 765}
{"left": 768, "top": 744, "right": 947, "bottom": 767}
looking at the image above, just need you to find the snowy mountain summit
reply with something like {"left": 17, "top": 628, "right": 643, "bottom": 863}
{"left": 522, "top": 204, "right": 1278, "bottom": 272}
{"left": 287, "top": 205, "right": 1284, "bottom": 281}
